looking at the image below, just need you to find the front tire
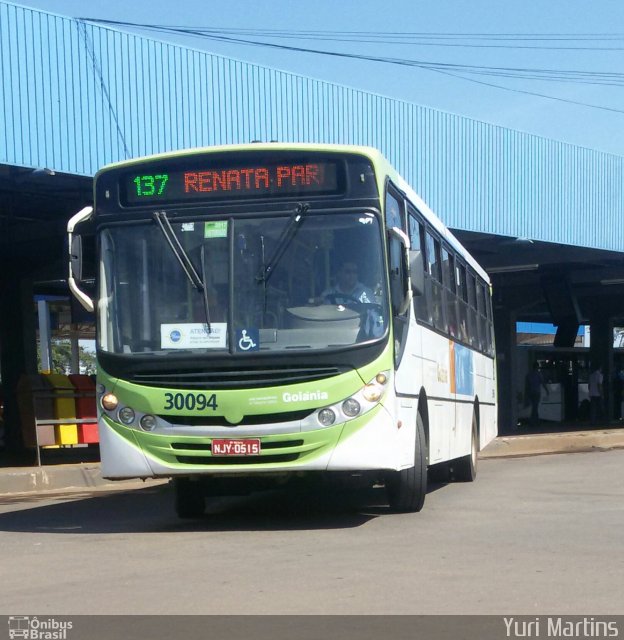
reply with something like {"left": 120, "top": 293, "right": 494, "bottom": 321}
{"left": 174, "top": 478, "right": 205, "bottom": 518}
{"left": 452, "top": 417, "right": 478, "bottom": 482}
{"left": 385, "top": 412, "right": 428, "bottom": 512}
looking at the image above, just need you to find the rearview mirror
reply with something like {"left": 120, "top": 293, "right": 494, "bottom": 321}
{"left": 70, "top": 234, "right": 83, "bottom": 282}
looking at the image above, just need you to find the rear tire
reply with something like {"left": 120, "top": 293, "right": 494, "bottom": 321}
{"left": 385, "top": 412, "right": 428, "bottom": 512}
{"left": 174, "top": 478, "right": 205, "bottom": 518}
{"left": 452, "top": 416, "right": 478, "bottom": 482}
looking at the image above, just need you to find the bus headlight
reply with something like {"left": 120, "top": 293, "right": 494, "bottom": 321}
{"left": 318, "top": 408, "right": 336, "bottom": 426}
{"left": 140, "top": 414, "right": 157, "bottom": 431}
{"left": 361, "top": 371, "right": 390, "bottom": 402}
{"left": 375, "top": 372, "right": 388, "bottom": 385}
{"left": 101, "top": 393, "right": 119, "bottom": 411}
{"left": 118, "top": 406, "right": 136, "bottom": 425}
{"left": 342, "top": 398, "right": 361, "bottom": 417}
{"left": 305, "top": 371, "right": 391, "bottom": 430}
{"left": 362, "top": 382, "right": 384, "bottom": 402}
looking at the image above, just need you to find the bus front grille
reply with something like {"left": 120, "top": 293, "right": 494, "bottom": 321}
{"left": 175, "top": 453, "right": 301, "bottom": 465}
{"left": 159, "top": 410, "right": 314, "bottom": 427}
{"left": 129, "top": 366, "right": 344, "bottom": 389}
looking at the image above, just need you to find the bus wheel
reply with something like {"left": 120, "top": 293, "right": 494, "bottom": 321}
{"left": 452, "top": 417, "right": 478, "bottom": 482}
{"left": 385, "top": 412, "right": 427, "bottom": 512}
{"left": 174, "top": 478, "right": 205, "bottom": 518}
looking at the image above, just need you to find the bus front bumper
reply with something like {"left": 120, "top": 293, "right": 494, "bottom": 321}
{"left": 98, "top": 403, "right": 412, "bottom": 479}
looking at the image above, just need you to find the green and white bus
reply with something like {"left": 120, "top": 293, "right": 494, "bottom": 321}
{"left": 68, "top": 143, "right": 497, "bottom": 517}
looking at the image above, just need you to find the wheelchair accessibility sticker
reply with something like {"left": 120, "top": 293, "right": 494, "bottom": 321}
{"left": 236, "top": 328, "right": 259, "bottom": 352}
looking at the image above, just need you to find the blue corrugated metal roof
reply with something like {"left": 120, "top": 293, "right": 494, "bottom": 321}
{"left": 2, "top": 1, "right": 624, "bottom": 251}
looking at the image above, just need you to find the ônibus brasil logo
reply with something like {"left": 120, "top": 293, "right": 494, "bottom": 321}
{"left": 8, "top": 617, "right": 73, "bottom": 640}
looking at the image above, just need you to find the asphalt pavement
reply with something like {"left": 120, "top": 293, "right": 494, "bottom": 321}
{"left": 0, "top": 426, "right": 623, "bottom": 495}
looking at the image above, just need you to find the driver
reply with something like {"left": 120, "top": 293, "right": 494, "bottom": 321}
{"left": 321, "top": 261, "right": 384, "bottom": 338}
{"left": 321, "top": 261, "right": 376, "bottom": 305}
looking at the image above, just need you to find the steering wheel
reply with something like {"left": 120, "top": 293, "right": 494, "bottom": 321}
{"left": 325, "top": 293, "right": 383, "bottom": 313}
{"left": 325, "top": 292, "right": 366, "bottom": 306}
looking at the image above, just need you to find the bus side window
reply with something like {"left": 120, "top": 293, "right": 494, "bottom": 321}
{"left": 467, "top": 272, "right": 478, "bottom": 349}
{"left": 408, "top": 210, "right": 430, "bottom": 324}
{"left": 442, "top": 247, "right": 458, "bottom": 338}
{"left": 385, "top": 188, "right": 403, "bottom": 230}
{"left": 486, "top": 285, "right": 495, "bottom": 356}
{"left": 456, "top": 262, "right": 469, "bottom": 343}
{"left": 426, "top": 231, "right": 446, "bottom": 333}
{"left": 476, "top": 280, "right": 494, "bottom": 356}
{"left": 388, "top": 199, "right": 409, "bottom": 362}
{"left": 477, "top": 280, "right": 490, "bottom": 354}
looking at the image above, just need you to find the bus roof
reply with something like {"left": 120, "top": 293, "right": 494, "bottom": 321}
{"left": 97, "top": 142, "right": 489, "bottom": 283}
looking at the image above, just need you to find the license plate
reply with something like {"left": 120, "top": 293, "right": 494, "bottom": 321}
{"left": 211, "top": 439, "right": 261, "bottom": 456}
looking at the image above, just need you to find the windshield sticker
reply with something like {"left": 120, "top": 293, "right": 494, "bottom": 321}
{"left": 236, "top": 328, "right": 260, "bottom": 352}
{"left": 160, "top": 323, "right": 227, "bottom": 349}
{"left": 204, "top": 220, "right": 228, "bottom": 239}
{"left": 181, "top": 222, "right": 195, "bottom": 232}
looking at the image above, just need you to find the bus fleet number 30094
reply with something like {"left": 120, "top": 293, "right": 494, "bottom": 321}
{"left": 163, "top": 392, "right": 218, "bottom": 411}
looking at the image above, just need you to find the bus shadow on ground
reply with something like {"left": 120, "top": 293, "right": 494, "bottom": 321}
{"left": 0, "top": 477, "right": 451, "bottom": 534}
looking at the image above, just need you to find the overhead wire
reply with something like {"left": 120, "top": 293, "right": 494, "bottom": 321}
{"left": 77, "top": 18, "right": 624, "bottom": 113}
{"left": 77, "top": 22, "right": 624, "bottom": 49}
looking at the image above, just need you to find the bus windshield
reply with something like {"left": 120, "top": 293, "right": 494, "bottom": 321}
{"left": 98, "top": 210, "right": 388, "bottom": 355}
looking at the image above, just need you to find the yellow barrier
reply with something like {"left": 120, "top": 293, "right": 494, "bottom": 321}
{"left": 43, "top": 374, "right": 78, "bottom": 446}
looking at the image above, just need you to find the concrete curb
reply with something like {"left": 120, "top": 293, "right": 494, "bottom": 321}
{"left": 1, "top": 429, "right": 623, "bottom": 494}
{"left": 479, "top": 428, "right": 624, "bottom": 459}
{"left": 0, "top": 464, "right": 146, "bottom": 495}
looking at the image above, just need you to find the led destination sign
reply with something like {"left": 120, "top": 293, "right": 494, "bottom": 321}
{"left": 122, "top": 161, "right": 340, "bottom": 205}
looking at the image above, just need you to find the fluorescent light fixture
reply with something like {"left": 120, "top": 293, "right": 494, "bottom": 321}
{"left": 600, "top": 278, "right": 624, "bottom": 285}
{"left": 488, "top": 264, "right": 539, "bottom": 274}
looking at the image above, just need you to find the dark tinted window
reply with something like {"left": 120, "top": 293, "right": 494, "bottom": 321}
{"left": 426, "top": 231, "right": 445, "bottom": 332}
{"left": 409, "top": 211, "right": 430, "bottom": 325}
{"left": 386, "top": 190, "right": 403, "bottom": 230}
{"left": 442, "top": 248, "right": 458, "bottom": 339}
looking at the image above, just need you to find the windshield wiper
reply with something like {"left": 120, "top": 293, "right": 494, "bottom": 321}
{"left": 153, "top": 211, "right": 212, "bottom": 333}
{"left": 199, "top": 244, "right": 212, "bottom": 330}
{"left": 256, "top": 202, "right": 309, "bottom": 286}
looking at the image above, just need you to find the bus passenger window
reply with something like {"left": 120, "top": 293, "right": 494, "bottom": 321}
{"left": 442, "top": 248, "right": 458, "bottom": 338}
{"left": 409, "top": 212, "right": 430, "bottom": 325}
{"left": 426, "top": 232, "right": 446, "bottom": 333}
{"left": 456, "top": 262, "right": 469, "bottom": 343}
{"left": 467, "top": 272, "right": 478, "bottom": 348}
{"left": 477, "top": 280, "right": 489, "bottom": 354}
{"left": 385, "top": 190, "right": 403, "bottom": 230}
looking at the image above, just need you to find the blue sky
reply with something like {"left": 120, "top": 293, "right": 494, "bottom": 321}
{"left": 18, "top": 0, "right": 624, "bottom": 156}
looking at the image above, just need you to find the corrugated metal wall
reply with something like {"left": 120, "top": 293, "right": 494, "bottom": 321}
{"left": 2, "top": 1, "right": 623, "bottom": 251}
